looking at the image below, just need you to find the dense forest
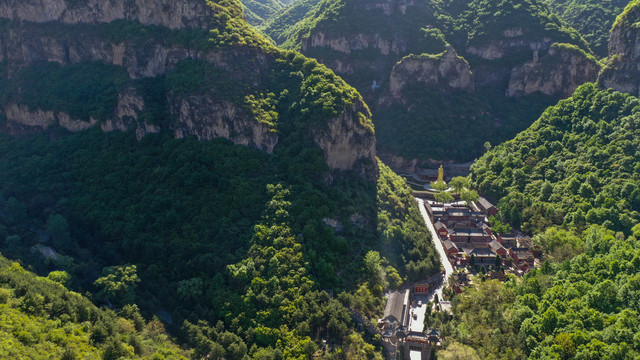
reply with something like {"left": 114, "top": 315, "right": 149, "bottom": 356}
{"left": 431, "top": 84, "right": 640, "bottom": 359}
{"left": 0, "top": 253, "right": 188, "bottom": 359}
{"left": 0, "top": 128, "right": 438, "bottom": 358}
{"left": 261, "top": 0, "right": 321, "bottom": 45}
{"left": 4, "top": 0, "right": 640, "bottom": 358}
{"left": 0, "top": 0, "right": 444, "bottom": 357}
{"left": 470, "top": 83, "right": 640, "bottom": 236}
{"left": 544, "top": 0, "right": 630, "bottom": 57}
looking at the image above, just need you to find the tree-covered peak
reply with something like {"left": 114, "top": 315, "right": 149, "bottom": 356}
{"left": 459, "top": 0, "right": 591, "bottom": 52}
{"left": 543, "top": 0, "right": 629, "bottom": 57}
{"left": 612, "top": 0, "right": 640, "bottom": 29}
{"left": 471, "top": 83, "right": 640, "bottom": 235}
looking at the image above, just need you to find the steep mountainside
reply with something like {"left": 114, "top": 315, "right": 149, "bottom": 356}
{"left": 471, "top": 83, "right": 640, "bottom": 235}
{"left": 0, "top": 0, "right": 376, "bottom": 177}
{"left": 279, "top": 0, "right": 600, "bottom": 161}
{"left": 443, "top": 85, "right": 640, "bottom": 360}
{"left": 599, "top": 0, "right": 640, "bottom": 97}
{"left": 544, "top": 0, "right": 630, "bottom": 57}
{"left": 0, "top": 0, "right": 440, "bottom": 357}
{"left": 0, "top": 253, "right": 188, "bottom": 359}
{"left": 240, "top": 0, "right": 285, "bottom": 25}
{"left": 261, "top": 0, "right": 321, "bottom": 44}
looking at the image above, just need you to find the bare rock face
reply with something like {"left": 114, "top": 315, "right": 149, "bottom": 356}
{"left": 467, "top": 32, "right": 553, "bottom": 61}
{"left": 2, "top": 87, "right": 156, "bottom": 137}
{"left": 507, "top": 45, "right": 601, "bottom": 98}
{"left": 598, "top": 3, "right": 640, "bottom": 97}
{"left": 464, "top": 27, "right": 577, "bottom": 87}
{"left": 171, "top": 96, "right": 279, "bottom": 154}
{"left": 389, "top": 47, "right": 474, "bottom": 98}
{"left": 303, "top": 31, "right": 407, "bottom": 56}
{"left": 355, "top": 0, "right": 416, "bottom": 16}
{"left": 312, "top": 101, "right": 377, "bottom": 179}
{"left": 0, "top": 22, "right": 210, "bottom": 78}
{"left": 0, "top": 0, "right": 214, "bottom": 29}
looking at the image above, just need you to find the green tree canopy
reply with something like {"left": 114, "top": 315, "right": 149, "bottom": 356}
{"left": 94, "top": 265, "right": 140, "bottom": 306}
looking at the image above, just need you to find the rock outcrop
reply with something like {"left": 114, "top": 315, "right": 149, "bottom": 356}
{"left": 598, "top": 2, "right": 640, "bottom": 97}
{"left": 507, "top": 44, "right": 601, "bottom": 98}
{"left": 465, "top": 27, "right": 571, "bottom": 87}
{"left": 466, "top": 28, "right": 554, "bottom": 61}
{"left": 389, "top": 47, "right": 474, "bottom": 98}
{"left": 3, "top": 87, "right": 158, "bottom": 137}
{"left": 302, "top": 31, "right": 407, "bottom": 56}
{"left": 0, "top": 21, "right": 254, "bottom": 79}
{"left": 0, "top": 0, "right": 214, "bottom": 29}
{"left": 356, "top": 0, "right": 416, "bottom": 16}
{"left": 171, "top": 96, "right": 279, "bottom": 153}
{"left": 312, "top": 101, "right": 377, "bottom": 178}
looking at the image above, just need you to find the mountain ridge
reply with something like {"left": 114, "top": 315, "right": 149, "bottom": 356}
{"left": 0, "top": 0, "right": 377, "bottom": 178}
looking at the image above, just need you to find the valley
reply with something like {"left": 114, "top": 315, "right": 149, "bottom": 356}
{"left": 0, "top": 0, "right": 639, "bottom": 359}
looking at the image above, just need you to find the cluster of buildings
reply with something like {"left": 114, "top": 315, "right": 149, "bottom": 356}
{"left": 424, "top": 198, "right": 535, "bottom": 272}
{"left": 379, "top": 288, "right": 440, "bottom": 360}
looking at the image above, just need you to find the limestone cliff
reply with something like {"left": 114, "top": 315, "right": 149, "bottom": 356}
{"left": 389, "top": 47, "right": 474, "bottom": 98}
{"left": 0, "top": 0, "right": 377, "bottom": 177}
{"left": 287, "top": 0, "right": 439, "bottom": 94}
{"left": 299, "top": 31, "right": 408, "bottom": 77}
{"left": 464, "top": 26, "right": 591, "bottom": 87}
{"left": 312, "top": 101, "right": 377, "bottom": 177}
{"left": 507, "top": 44, "right": 601, "bottom": 98}
{"left": 598, "top": 1, "right": 640, "bottom": 97}
{"left": 0, "top": 0, "right": 214, "bottom": 29}
{"left": 302, "top": 31, "right": 407, "bottom": 56}
{"left": 171, "top": 96, "right": 279, "bottom": 153}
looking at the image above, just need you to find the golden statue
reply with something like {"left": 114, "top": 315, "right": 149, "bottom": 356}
{"left": 437, "top": 165, "right": 444, "bottom": 182}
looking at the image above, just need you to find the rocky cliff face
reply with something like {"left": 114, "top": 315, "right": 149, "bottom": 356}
{"left": 389, "top": 47, "right": 474, "bottom": 98}
{"left": 465, "top": 27, "right": 576, "bottom": 87}
{"left": 312, "top": 101, "right": 377, "bottom": 177}
{"left": 171, "top": 96, "right": 279, "bottom": 153}
{"left": 507, "top": 45, "right": 601, "bottom": 98}
{"left": 0, "top": 0, "right": 377, "bottom": 177}
{"left": 0, "top": 19, "right": 275, "bottom": 150}
{"left": 466, "top": 27, "right": 553, "bottom": 61}
{"left": 0, "top": 0, "right": 214, "bottom": 29}
{"left": 302, "top": 31, "right": 407, "bottom": 56}
{"left": 3, "top": 88, "right": 154, "bottom": 136}
{"left": 0, "top": 22, "right": 197, "bottom": 78}
{"left": 598, "top": 2, "right": 640, "bottom": 97}
{"left": 355, "top": 0, "right": 416, "bottom": 16}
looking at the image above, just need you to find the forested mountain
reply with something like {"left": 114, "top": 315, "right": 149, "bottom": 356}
{"left": 437, "top": 83, "right": 640, "bottom": 359}
{"left": 544, "top": 0, "right": 630, "bottom": 57}
{"left": 261, "top": 0, "right": 321, "bottom": 44}
{"left": 4, "top": 0, "right": 640, "bottom": 358}
{"left": 241, "top": 0, "right": 287, "bottom": 26}
{"left": 0, "top": 253, "right": 188, "bottom": 359}
{"left": 468, "top": 0, "right": 640, "bottom": 237}
{"left": 0, "top": 0, "right": 440, "bottom": 357}
{"left": 429, "top": 4, "right": 640, "bottom": 357}
{"left": 471, "top": 83, "right": 640, "bottom": 236}
{"left": 273, "top": 0, "right": 600, "bottom": 162}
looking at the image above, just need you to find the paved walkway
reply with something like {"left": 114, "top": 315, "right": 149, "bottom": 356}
{"left": 416, "top": 198, "right": 454, "bottom": 301}
{"left": 408, "top": 298, "right": 426, "bottom": 332}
